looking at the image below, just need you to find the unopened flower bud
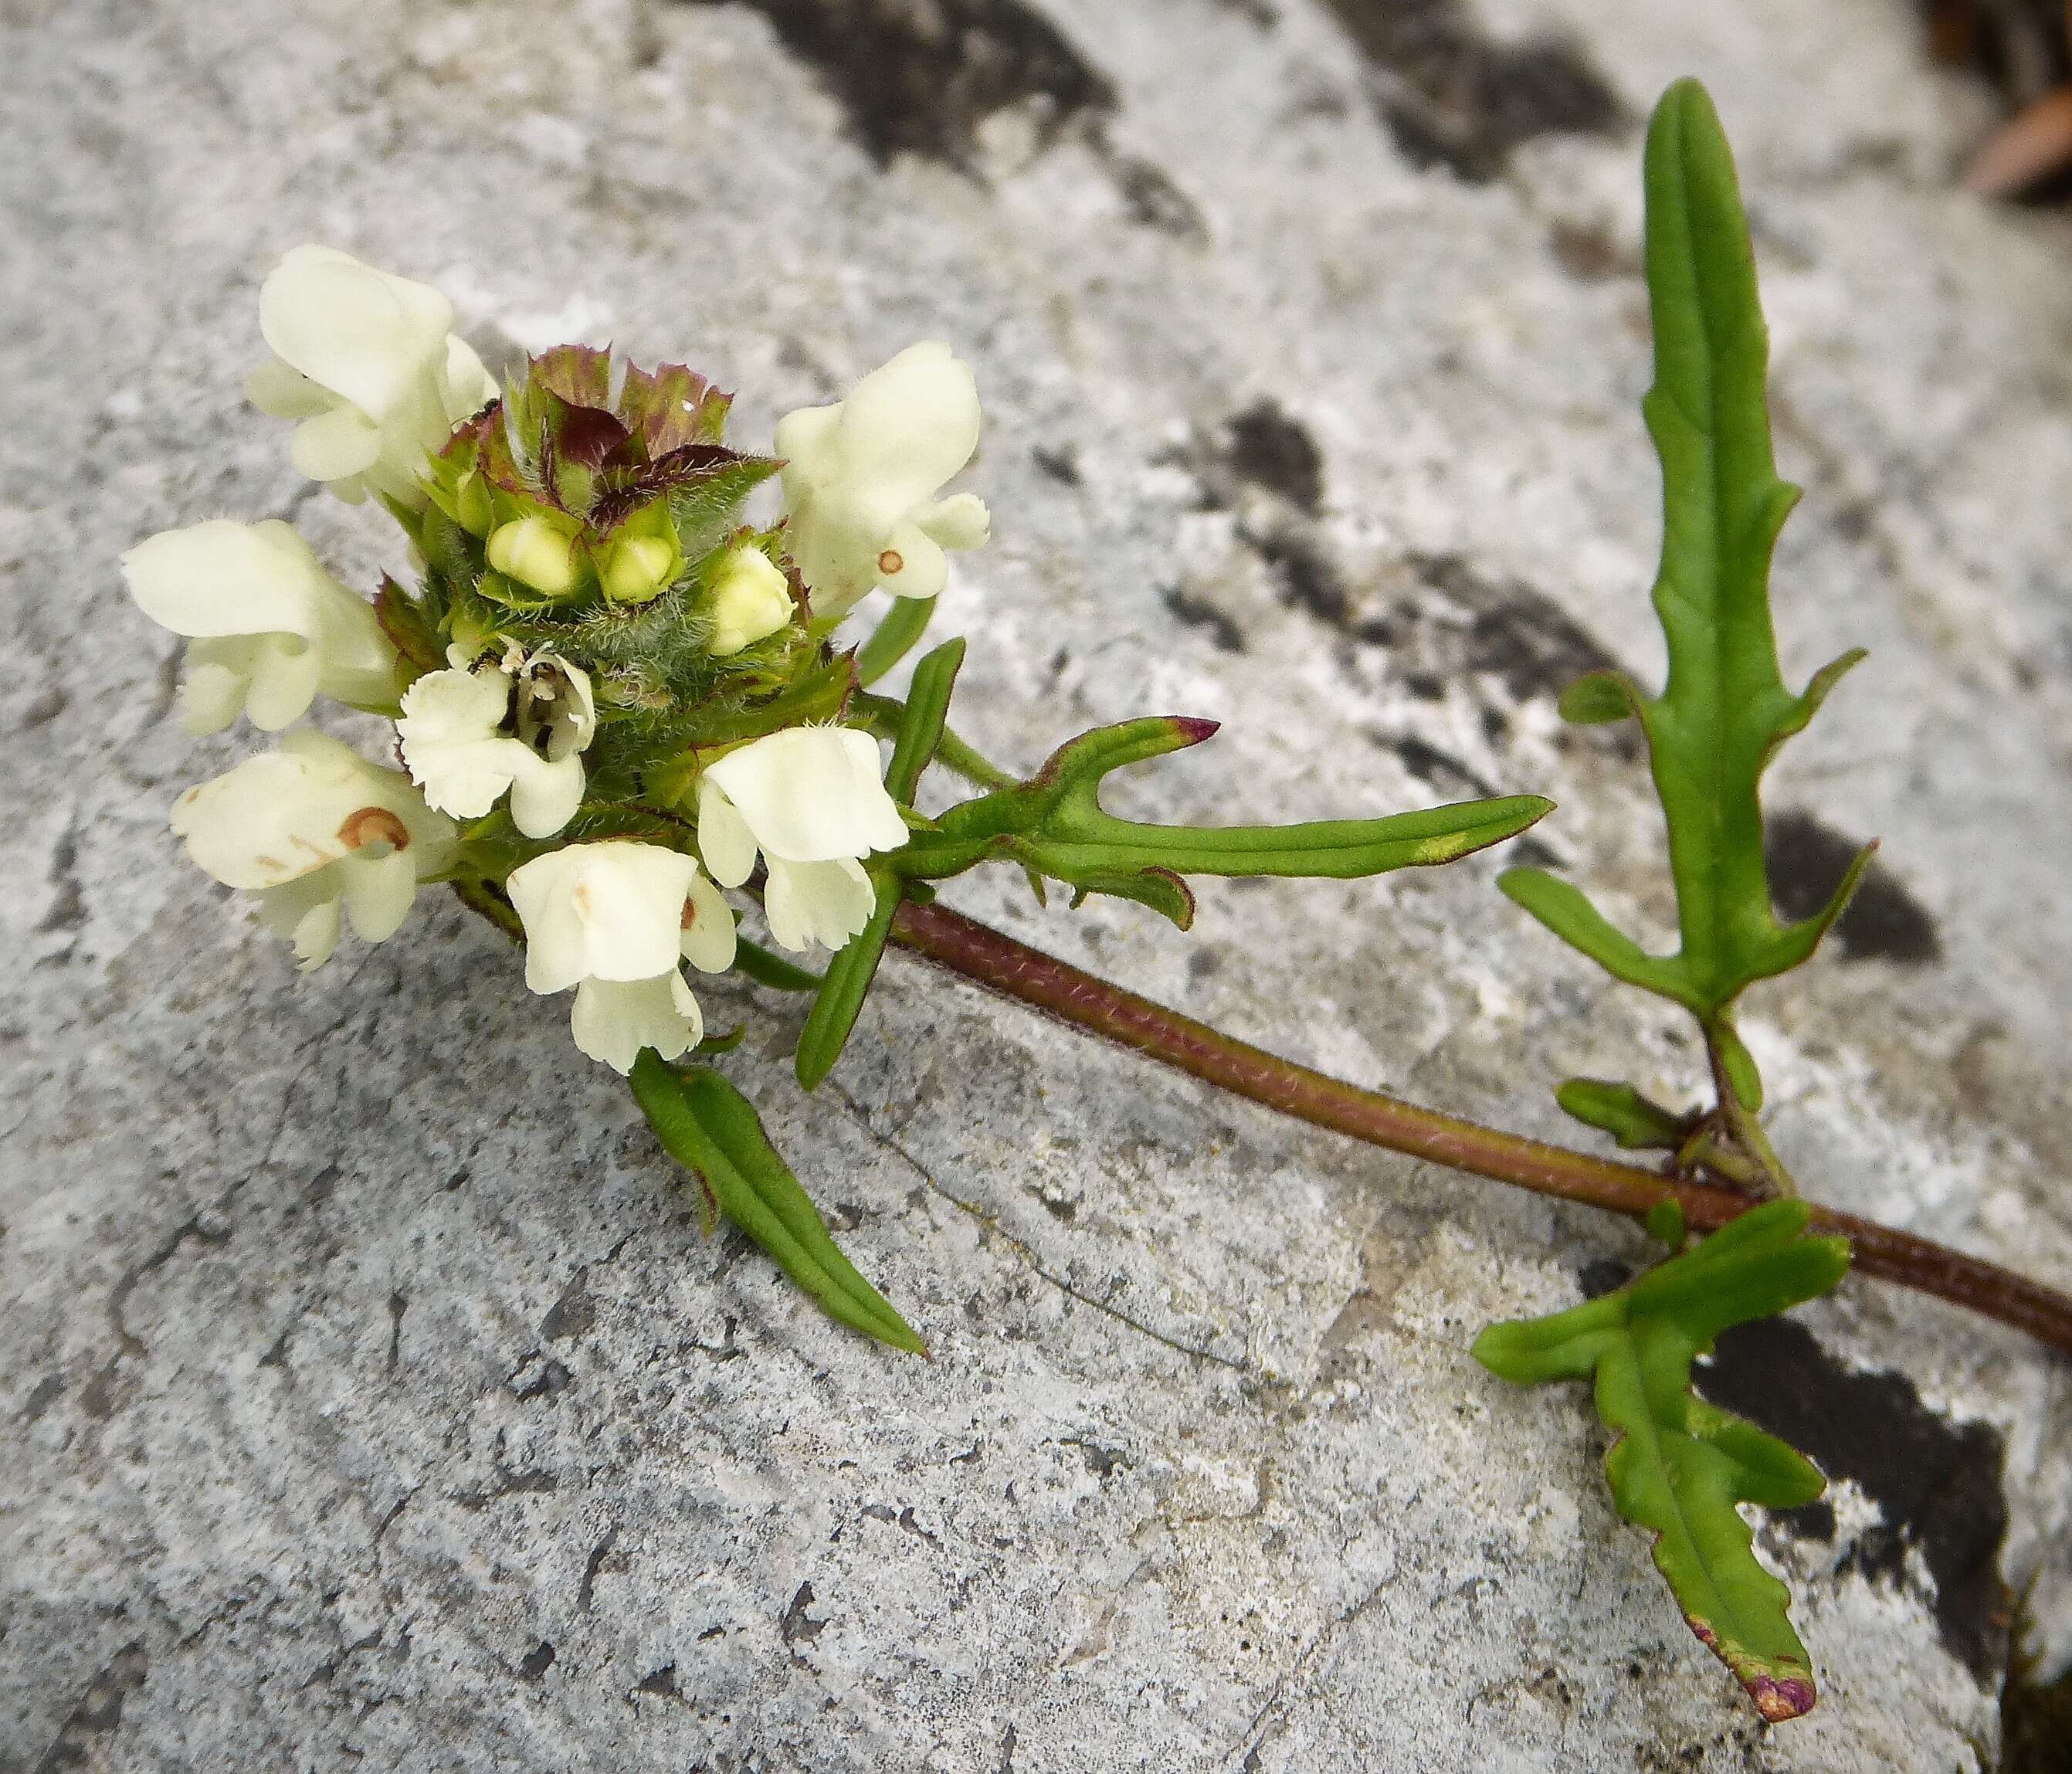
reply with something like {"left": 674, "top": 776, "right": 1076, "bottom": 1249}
{"left": 599, "top": 531, "right": 677, "bottom": 605}
{"left": 704, "top": 547, "right": 793, "bottom": 656}
{"left": 487, "top": 516, "right": 585, "bottom": 596}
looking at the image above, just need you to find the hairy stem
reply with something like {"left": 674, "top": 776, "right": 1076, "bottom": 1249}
{"left": 889, "top": 899, "right": 2072, "bottom": 1355}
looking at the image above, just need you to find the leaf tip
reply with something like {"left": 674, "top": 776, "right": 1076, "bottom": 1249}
{"left": 1170, "top": 716, "right": 1221, "bottom": 747}
{"left": 1746, "top": 1672, "right": 1817, "bottom": 1723}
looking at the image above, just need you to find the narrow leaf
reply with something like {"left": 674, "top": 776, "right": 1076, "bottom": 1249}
{"left": 629, "top": 1054, "right": 923, "bottom": 1352}
{"left": 1474, "top": 1201, "right": 1850, "bottom": 1721}
{"left": 734, "top": 939, "right": 826, "bottom": 993}
{"left": 885, "top": 639, "right": 965, "bottom": 804}
{"left": 856, "top": 594, "right": 937, "bottom": 687}
{"left": 795, "top": 872, "right": 901, "bottom": 1091}
{"left": 1497, "top": 868, "right": 1694, "bottom": 1004}
{"left": 1555, "top": 1078, "right": 1696, "bottom": 1152}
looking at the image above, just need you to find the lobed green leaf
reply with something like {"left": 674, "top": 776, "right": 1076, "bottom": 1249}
{"left": 1511, "top": 80, "right": 1873, "bottom": 1050}
{"left": 1473, "top": 1200, "right": 1850, "bottom": 1721}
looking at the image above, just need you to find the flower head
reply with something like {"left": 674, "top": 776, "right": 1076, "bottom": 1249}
{"left": 775, "top": 342, "right": 990, "bottom": 621}
{"left": 171, "top": 730, "right": 456, "bottom": 971}
{"left": 247, "top": 246, "right": 497, "bottom": 507}
{"left": 697, "top": 727, "right": 907, "bottom": 952}
{"left": 505, "top": 840, "right": 736, "bottom": 1073}
{"left": 398, "top": 646, "right": 596, "bottom": 838}
{"left": 122, "top": 518, "right": 399, "bottom": 733}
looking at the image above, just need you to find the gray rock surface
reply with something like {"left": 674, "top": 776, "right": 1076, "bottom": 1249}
{"left": 4, "top": 0, "right": 2070, "bottom": 1768}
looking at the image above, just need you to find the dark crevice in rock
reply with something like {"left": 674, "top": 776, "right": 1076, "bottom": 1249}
{"left": 1695, "top": 1316, "right": 2009, "bottom": 1682}
{"left": 1248, "top": 524, "right": 1347, "bottom": 626}
{"left": 780, "top": 1580, "right": 826, "bottom": 1646}
{"left": 1379, "top": 733, "right": 1497, "bottom": 799}
{"left": 1406, "top": 551, "right": 1620, "bottom": 703}
{"left": 1160, "top": 585, "right": 1247, "bottom": 653}
{"left": 683, "top": 0, "right": 1113, "bottom": 168}
{"left": 32, "top": 1640, "right": 147, "bottom": 1774}
{"left": 1222, "top": 399, "right": 1324, "bottom": 514}
{"left": 517, "top": 1640, "right": 556, "bottom": 1681}
{"left": 541, "top": 1267, "right": 596, "bottom": 1341}
{"left": 1765, "top": 809, "right": 1941, "bottom": 965}
{"left": 1315, "top": 0, "right": 1626, "bottom": 181}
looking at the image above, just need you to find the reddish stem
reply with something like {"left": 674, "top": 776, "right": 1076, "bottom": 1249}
{"left": 890, "top": 899, "right": 2072, "bottom": 1355}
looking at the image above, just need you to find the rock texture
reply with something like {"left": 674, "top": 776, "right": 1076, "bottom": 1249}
{"left": 4, "top": 0, "right": 2070, "bottom": 1768}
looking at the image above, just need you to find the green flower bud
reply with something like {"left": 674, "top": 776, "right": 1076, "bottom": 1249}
{"left": 704, "top": 546, "right": 793, "bottom": 656}
{"left": 599, "top": 531, "right": 677, "bottom": 605}
{"left": 487, "top": 515, "right": 585, "bottom": 597}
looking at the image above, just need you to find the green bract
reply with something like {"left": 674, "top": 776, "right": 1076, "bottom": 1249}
{"left": 1473, "top": 1202, "right": 1850, "bottom": 1721}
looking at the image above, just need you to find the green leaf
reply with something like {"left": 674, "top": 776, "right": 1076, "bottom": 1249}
{"left": 856, "top": 594, "right": 937, "bottom": 688}
{"left": 628, "top": 1054, "right": 924, "bottom": 1352}
{"left": 1555, "top": 1078, "right": 1696, "bottom": 1152}
{"left": 1513, "top": 80, "right": 1870, "bottom": 1037}
{"left": 792, "top": 653, "right": 964, "bottom": 1089}
{"left": 734, "top": 938, "right": 826, "bottom": 993}
{"left": 894, "top": 716, "right": 1551, "bottom": 921}
{"left": 884, "top": 639, "right": 965, "bottom": 804}
{"left": 1473, "top": 1200, "right": 1850, "bottom": 1722}
{"left": 794, "top": 870, "right": 902, "bottom": 1091}
{"left": 1559, "top": 670, "right": 1640, "bottom": 726}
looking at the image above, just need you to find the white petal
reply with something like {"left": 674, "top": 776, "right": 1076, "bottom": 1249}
{"left": 703, "top": 726, "right": 907, "bottom": 864}
{"left": 289, "top": 894, "right": 344, "bottom": 971}
{"left": 121, "top": 518, "right": 324, "bottom": 643}
{"left": 696, "top": 779, "right": 758, "bottom": 888}
{"left": 875, "top": 516, "right": 948, "bottom": 601}
{"left": 290, "top": 405, "right": 384, "bottom": 482}
{"left": 679, "top": 870, "right": 738, "bottom": 974}
{"left": 507, "top": 849, "right": 593, "bottom": 995}
{"left": 507, "top": 751, "right": 585, "bottom": 839}
{"left": 259, "top": 245, "right": 453, "bottom": 424}
{"left": 178, "top": 643, "right": 253, "bottom": 735}
{"left": 442, "top": 334, "right": 498, "bottom": 420}
{"left": 339, "top": 847, "right": 419, "bottom": 943}
{"left": 173, "top": 731, "right": 443, "bottom": 891}
{"left": 764, "top": 856, "right": 875, "bottom": 953}
{"left": 246, "top": 355, "right": 337, "bottom": 420}
{"left": 914, "top": 491, "right": 992, "bottom": 552}
{"left": 398, "top": 667, "right": 517, "bottom": 816}
{"left": 507, "top": 840, "right": 698, "bottom": 991}
{"left": 242, "top": 636, "right": 323, "bottom": 731}
{"left": 569, "top": 973, "right": 702, "bottom": 1074}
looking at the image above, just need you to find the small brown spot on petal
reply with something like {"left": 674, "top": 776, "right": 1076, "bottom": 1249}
{"left": 340, "top": 806, "right": 410, "bottom": 853}
{"left": 877, "top": 548, "right": 904, "bottom": 576}
{"left": 680, "top": 897, "right": 700, "bottom": 930}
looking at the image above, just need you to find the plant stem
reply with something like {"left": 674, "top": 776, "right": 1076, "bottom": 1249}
{"left": 889, "top": 898, "right": 2072, "bottom": 1355}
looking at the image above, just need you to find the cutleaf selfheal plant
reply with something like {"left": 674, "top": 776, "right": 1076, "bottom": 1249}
{"left": 129, "top": 82, "right": 2072, "bottom": 1728}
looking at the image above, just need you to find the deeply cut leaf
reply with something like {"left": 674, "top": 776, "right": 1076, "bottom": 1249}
{"left": 894, "top": 715, "right": 1551, "bottom": 920}
{"left": 1473, "top": 1200, "right": 1850, "bottom": 1721}
{"left": 629, "top": 1054, "right": 924, "bottom": 1352}
{"left": 1505, "top": 80, "right": 1870, "bottom": 1033}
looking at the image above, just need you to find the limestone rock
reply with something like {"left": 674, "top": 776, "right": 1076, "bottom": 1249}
{"left": 3, "top": 0, "right": 2068, "bottom": 1768}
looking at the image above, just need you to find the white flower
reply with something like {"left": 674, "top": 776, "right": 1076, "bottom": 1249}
{"left": 505, "top": 840, "right": 737, "bottom": 1074}
{"left": 170, "top": 730, "right": 457, "bottom": 972}
{"left": 246, "top": 245, "right": 498, "bottom": 507}
{"left": 775, "top": 342, "right": 991, "bottom": 621}
{"left": 703, "top": 545, "right": 793, "bottom": 657}
{"left": 398, "top": 646, "right": 596, "bottom": 839}
{"left": 697, "top": 727, "right": 907, "bottom": 953}
{"left": 121, "top": 518, "right": 399, "bottom": 734}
